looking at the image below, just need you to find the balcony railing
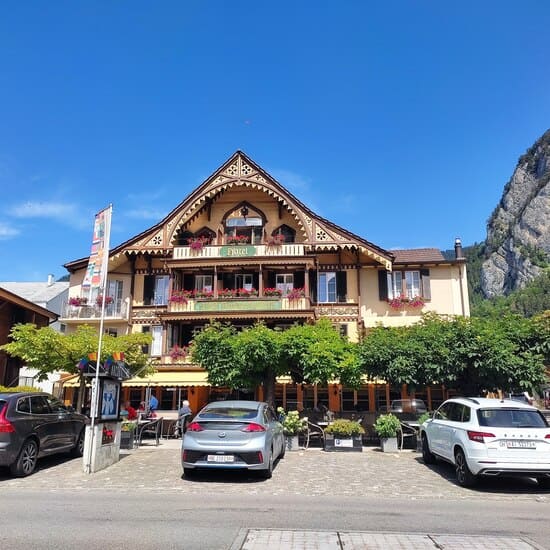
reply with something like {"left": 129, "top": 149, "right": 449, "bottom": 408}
{"left": 61, "top": 299, "right": 129, "bottom": 320}
{"left": 168, "top": 297, "right": 310, "bottom": 313}
{"left": 173, "top": 243, "right": 305, "bottom": 260}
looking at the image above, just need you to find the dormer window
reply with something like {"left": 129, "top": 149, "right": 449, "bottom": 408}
{"left": 224, "top": 203, "right": 265, "bottom": 245}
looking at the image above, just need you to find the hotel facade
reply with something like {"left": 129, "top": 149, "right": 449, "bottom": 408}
{"left": 61, "top": 151, "right": 469, "bottom": 415}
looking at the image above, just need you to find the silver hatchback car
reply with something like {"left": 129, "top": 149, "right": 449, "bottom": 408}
{"left": 181, "top": 400, "right": 285, "bottom": 479}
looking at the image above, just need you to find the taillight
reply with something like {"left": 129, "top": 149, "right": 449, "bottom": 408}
{"left": 545, "top": 434, "right": 550, "bottom": 439}
{"left": 187, "top": 422, "right": 203, "bottom": 432}
{"left": 467, "top": 430, "right": 495, "bottom": 443}
{"left": 241, "top": 423, "right": 266, "bottom": 432}
{"left": 0, "top": 407, "right": 15, "bottom": 433}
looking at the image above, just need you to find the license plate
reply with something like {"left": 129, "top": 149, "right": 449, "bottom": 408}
{"left": 505, "top": 440, "right": 536, "bottom": 449}
{"left": 207, "top": 454, "right": 234, "bottom": 463}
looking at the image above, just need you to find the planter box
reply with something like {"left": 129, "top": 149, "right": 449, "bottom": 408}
{"left": 324, "top": 434, "right": 363, "bottom": 452}
{"left": 380, "top": 436, "right": 398, "bottom": 453}
{"left": 120, "top": 430, "right": 135, "bottom": 450}
{"left": 285, "top": 435, "right": 300, "bottom": 452}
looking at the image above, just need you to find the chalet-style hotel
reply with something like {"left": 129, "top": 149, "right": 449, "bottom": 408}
{"left": 61, "top": 151, "right": 469, "bottom": 415}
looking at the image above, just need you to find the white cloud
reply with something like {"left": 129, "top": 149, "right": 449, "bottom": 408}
{"left": 9, "top": 201, "right": 90, "bottom": 229}
{"left": 0, "top": 222, "right": 19, "bottom": 240}
{"left": 270, "top": 168, "right": 312, "bottom": 192}
{"left": 124, "top": 208, "right": 168, "bottom": 221}
{"left": 11, "top": 201, "right": 77, "bottom": 219}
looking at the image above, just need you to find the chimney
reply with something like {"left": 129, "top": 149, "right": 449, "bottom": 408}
{"left": 454, "top": 237, "right": 464, "bottom": 260}
{"left": 47, "top": 274, "right": 54, "bottom": 286}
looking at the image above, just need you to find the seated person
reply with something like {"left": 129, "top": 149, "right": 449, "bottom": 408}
{"left": 121, "top": 400, "right": 137, "bottom": 420}
{"left": 177, "top": 400, "right": 193, "bottom": 436}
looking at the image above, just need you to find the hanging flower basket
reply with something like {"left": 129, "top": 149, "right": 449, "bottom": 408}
{"left": 169, "top": 345, "right": 189, "bottom": 361}
{"left": 96, "top": 295, "right": 114, "bottom": 306}
{"left": 286, "top": 287, "right": 305, "bottom": 300}
{"left": 226, "top": 235, "right": 249, "bottom": 245}
{"left": 264, "top": 288, "right": 282, "bottom": 297}
{"left": 266, "top": 234, "right": 285, "bottom": 247}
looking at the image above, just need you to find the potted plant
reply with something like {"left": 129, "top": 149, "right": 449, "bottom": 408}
{"left": 277, "top": 408, "right": 307, "bottom": 451}
{"left": 69, "top": 296, "right": 87, "bottom": 306}
{"left": 96, "top": 295, "right": 114, "bottom": 306}
{"left": 324, "top": 419, "right": 364, "bottom": 452}
{"left": 266, "top": 234, "right": 285, "bottom": 247}
{"left": 120, "top": 421, "right": 137, "bottom": 450}
{"left": 373, "top": 413, "right": 401, "bottom": 452}
{"left": 226, "top": 234, "right": 249, "bottom": 245}
{"left": 264, "top": 288, "right": 282, "bottom": 297}
{"left": 286, "top": 287, "right": 306, "bottom": 300}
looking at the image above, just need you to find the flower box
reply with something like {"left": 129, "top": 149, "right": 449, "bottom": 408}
{"left": 226, "top": 235, "right": 250, "bottom": 245}
{"left": 69, "top": 297, "right": 87, "bottom": 306}
{"left": 264, "top": 288, "right": 282, "bottom": 297}
{"left": 324, "top": 434, "right": 363, "bottom": 452}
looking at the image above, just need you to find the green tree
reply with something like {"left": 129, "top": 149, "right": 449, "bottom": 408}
{"left": 191, "top": 319, "right": 355, "bottom": 406}
{"left": 1, "top": 323, "right": 152, "bottom": 411}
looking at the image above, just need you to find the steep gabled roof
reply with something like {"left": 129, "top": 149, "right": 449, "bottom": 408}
{"left": 392, "top": 248, "right": 446, "bottom": 264}
{"left": 0, "top": 286, "right": 58, "bottom": 321}
{"left": 65, "top": 151, "right": 394, "bottom": 271}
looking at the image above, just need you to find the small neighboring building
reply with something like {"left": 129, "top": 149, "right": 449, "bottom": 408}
{"left": 0, "top": 276, "right": 68, "bottom": 392}
{"left": 0, "top": 286, "right": 58, "bottom": 387}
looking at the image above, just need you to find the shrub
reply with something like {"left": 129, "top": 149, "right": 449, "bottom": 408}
{"left": 277, "top": 408, "right": 308, "bottom": 435}
{"left": 373, "top": 413, "right": 401, "bottom": 438}
{"left": 324, "top": 418, "right": 365, "bottom": 437}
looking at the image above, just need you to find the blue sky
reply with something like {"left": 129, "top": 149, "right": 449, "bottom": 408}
{"left": 1, "top": 1, "right": 549, "bottom": 281}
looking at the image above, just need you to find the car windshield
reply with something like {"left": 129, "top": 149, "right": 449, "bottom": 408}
{"left": 199, "top": 406, "right": 258, "bottom": 420}
{"left": 477, "top": 408, "right": 548, "bottom": 428}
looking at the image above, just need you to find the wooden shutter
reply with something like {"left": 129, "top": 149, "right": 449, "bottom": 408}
{"left": 183, "top": 274, "right": 194, "bottom": 291}
{"left": 420, "top": 269, "right": 431, "bottom": 300}
{"left": 378, "top": 270, "right": 388, "bottom": 300}
{"left": 336, "top": 271, "right": 347, "bottom": 303}
{"left": 309, "top": 271, "right": 317, "bottom": 303}
{"left": 294, "top": 271, "right": 305, "bottom": 288}
{"left": 143, "top": 275, "right": 155, "bottom": 305}
{"left": 267, "top": 271, "right": 276, "bottom": 289}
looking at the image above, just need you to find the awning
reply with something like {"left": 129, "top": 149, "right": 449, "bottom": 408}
{"left": 123, "top": 371, "right": 210, "bottom": 388}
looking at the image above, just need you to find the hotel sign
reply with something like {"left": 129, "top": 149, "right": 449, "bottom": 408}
{"left": 220, "top": 245, "right": 256, "bottom": 257}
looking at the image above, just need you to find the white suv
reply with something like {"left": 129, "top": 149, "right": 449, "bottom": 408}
{"left": 420, "top": 397, "right": 550, "bottom": 488}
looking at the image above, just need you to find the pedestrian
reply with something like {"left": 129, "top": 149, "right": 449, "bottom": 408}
{"left": 177, "top": 399, "right": 193, "bottom": 436}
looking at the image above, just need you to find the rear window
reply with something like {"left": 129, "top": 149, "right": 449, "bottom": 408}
{"left": 199, "top": 406, "right": 258, "bottom": 420}
{"left": 0, "top": 400, "right": 6, "bottom": 414}
{"left": 477, "top": 408, "right": 548, "bottom": 428}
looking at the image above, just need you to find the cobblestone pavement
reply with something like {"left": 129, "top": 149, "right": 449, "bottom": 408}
{"left": 1, "top": 439, "right": 549, "bottom": 503}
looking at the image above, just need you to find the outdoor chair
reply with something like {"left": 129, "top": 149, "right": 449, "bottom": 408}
{"left": 398, "top": 421, "right": 418, "bottom": 451}
{"left": 303, "top": 420, "right": 325, "bottom": 449}
{"left": 161, "top": 418, "right": 178, "bottom": 439}
{"left": 135, "top": 417, "right": 163, "bottom": 448}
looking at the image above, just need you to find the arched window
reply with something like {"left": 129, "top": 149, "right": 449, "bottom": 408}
{"left": 272, "top": 224, "right": 295, "bottom": 243}
{"left": 223, "top": 203, "right": 265, "bottom": 245}
{"left": 175, "top": 229, "right": 193, "bottom": 246}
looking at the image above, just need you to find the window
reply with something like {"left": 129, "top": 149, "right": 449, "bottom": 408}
{"left": 276, "top": 274, "right": 294, "bottom": 295}
{"left": 318, "top": 272, "right": 337, "bottom": 302}
{"left": 18, "top": 376, "right": 34, "bottom": 387}
{"left": 405, "top": 271, "right": 421, "bottom": 299}
{"left": 195, "top": 275, "right": 213, "bottom": 292}
{"left": 235, "top": 274, "right": 253, "bottom": 290}
{"left": 107, "top": 279, "right": 123, "bottom": 304}
{"left": 144, "top": 274, "right": 170, "bottom": 306}
{"left": 151, "top": 325, "right": 163, "bottom": 356}
{"left": 224, "top": 204, "right": 264, "bottom": 244}
{"left": 30, "top": 395, "right": 51, "bottom": 415}
{"left": 17, "top": 397, "right": 31, "bottom": 413}
{"left": 105, "top": 328, "right": 118, "bottom": 337}
{"left": 380, "top": 269, "right": 431, "bottom": 301}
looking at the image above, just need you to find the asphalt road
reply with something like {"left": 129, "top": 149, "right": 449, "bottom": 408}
{"left": 1, "top": 441, "right": 549, "bottom": 549}
{"left": 0, "top": 491, "right": 548, "bottom": 549}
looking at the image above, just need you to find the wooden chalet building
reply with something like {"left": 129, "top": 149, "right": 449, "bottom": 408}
{"left": 61, "top": 151, "right": 469, "bottom": 414}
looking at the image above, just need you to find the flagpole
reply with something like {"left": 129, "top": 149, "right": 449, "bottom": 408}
{"left": 85, "top": 204, "right": 113, "bottom": 474}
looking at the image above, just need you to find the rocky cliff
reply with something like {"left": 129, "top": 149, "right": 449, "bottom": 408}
{"left": 481, "top": 129, "right": 550, "bottom": 298}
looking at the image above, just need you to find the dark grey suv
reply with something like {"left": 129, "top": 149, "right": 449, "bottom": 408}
{"left": 0, "top": 392, "right": 87, "bottom": 476}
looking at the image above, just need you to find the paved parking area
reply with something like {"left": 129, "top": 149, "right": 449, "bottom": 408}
{"left": 1, "top": 439, "right": 549, "bottom": 502}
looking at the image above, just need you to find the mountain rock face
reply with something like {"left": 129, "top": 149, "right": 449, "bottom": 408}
{"left": 481, "top": 130, "right": 550, "bottom": 298}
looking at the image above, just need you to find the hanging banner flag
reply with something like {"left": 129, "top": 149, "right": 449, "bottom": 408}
{"left": 82, "top": 206, "right": 112, "bottom": 290}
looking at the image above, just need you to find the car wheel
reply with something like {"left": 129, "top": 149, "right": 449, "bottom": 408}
{"left": 537, "top": 477, "right": 550, "bottom": 490}
{"left": 454, "top": 448, "right": 477, "bottom": 487}
{"left": 259, "top": 448, "right": 273, "bottom": 479}
{"left": 421, "top": 434, "right": 436, "bottom": 465}
{"left": 183, "top": 467, "right": 196, "bottom": 478}
{"left": 10, "top": 439, "right": 39, "bottom": 477}
{"left": 71, "top": 429, "right": 85, "bottom": 457}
